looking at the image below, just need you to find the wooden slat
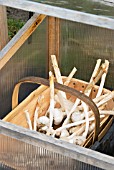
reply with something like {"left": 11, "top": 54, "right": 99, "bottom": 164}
{"left": 0, "top": 0, "right": 114, "bottom": 30}
{"left": 0, "top": 5, "right": 8, "bottom": 50}
{"left": 48, "top": 17, "right": 60, "bottom": 72}
{"left": 0, "top": 13, "right": 46, "bottom": 70}
{"left": 0, "top": 120, "right": 114, "bottom": 170}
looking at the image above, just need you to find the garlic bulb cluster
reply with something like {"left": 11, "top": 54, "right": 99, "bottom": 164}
{"left": 24, "top": 56, "right": 113, "bottom": 146}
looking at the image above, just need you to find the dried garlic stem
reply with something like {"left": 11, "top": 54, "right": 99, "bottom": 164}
{"left": 92, "top": 63, "right": 106, "bottom": 84}
{"left": 84, "top": 63, "right": 106, "bottom": 95}
{"left": 93, "top": 93, "right": 109, "bottom": 103}
{"left": 56, "top": 91, "right": 67, "bottom": 112}
{"left": 55, "top": 93, "right": 74, "bottom": 112}
{"left": 97, "top": 91, "right": 114, "bottom": 107}
{"left": 84, "top": 59, "right": 101, "bottom": 96}
{"left": 51, "top": 55, "right": 65, "bottom": 96}
{"left": 68, "top": 125, "right": 85, "bottom": 139}
{"left": 99, "top": 110, "right": 114, "bottom": 115}
{"left": 98, "top": 103, "right": 107, "bottom": 110}
{"left": 64, "top": 67, "right": 77, "bottom": 86}
{"left": 51, "top": 55, "right": 68, "bottom": 113}
{"left": 96, "top": 60, "right": 109, "bottom": 98}
{"left": 70, "top": 112, "right": 99, "bottom": 140}
{"left": 62, "top": 98, "right": 80, "bottom": 126}
{"left": 54, "top": 115, "right": 105, "bottom": 134}
{"left": 90, "top": 59, "right": 102, "bottom": 83}
{"left": 63, "top": 95, "right": 93, "bottom": 127}
{"left": 69, "top": 126, "right": 81, "bottom": 134}
{"left": 34, "top": 107, "right": 39, "bottom": 131}
{"left": 82, "top": 102, "right": 89, "bottom": 138}
{"left": 25, "top": 110, "right": 32, "bottom": 130}
{"left": 88, "top": 122, "right": 95, "bottom": 133}
{"left": 49, "top": 71, "right": 54, "bottom": 128}
{"left": 51, "top": 55, "right": 64, "bottom": 85}
{"left": 88, "top": 116, "right": 104, "bottom": 134}
{"left": 88, "top": 115, "right": 104, "bottom": 134}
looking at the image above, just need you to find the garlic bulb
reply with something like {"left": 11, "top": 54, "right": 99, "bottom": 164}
{"left": 60, "top": 129, "right": 69, "bottom": 138}
{"left": 53, "top": 108, "right": 65, "bottom": 125}
{"left": 37, "top": 116, "right": 50, "bottom": 126}
{"left": 55, "top": 93, "right": 74, "bottom": 112}
{"left": 46, "top": 128, "right": 55, "bottom": 136}
{"left": 71, "top": 112, "right": 84, "bottom": 122}
{"left": 41, "top": 126, "right": 48, "bottom": 131}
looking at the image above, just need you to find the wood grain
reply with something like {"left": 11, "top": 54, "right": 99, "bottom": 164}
{"left": 4, "top": 76, "right": 101, "bottom": 143}
{"left": 48, "top": 17, "right": 60, "bottom": 72}
{"left": 0, "top": 5, "right": 8, "bottom": 50}
{"left": 0, "top": 0, "right": 114, "bottom": 30}
{"left": 0, "top": 13, "right": 46, "bottom": 69}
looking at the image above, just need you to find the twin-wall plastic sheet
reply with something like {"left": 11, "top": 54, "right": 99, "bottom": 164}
{"left": 0, "top": 4, "right": 114, "bottom": 170}
{"left": 0, "top": 134, "right": 102, "bottom": 170}
{"left": 0, "top": 18, "right": 48, "bottom": 118}
{"left": 60, "top": 20, "right": 114, "bottom": 89}
{"left": 1, "top": 17, "right": 114, "bottom": 118}
{"left": 1, "top": 14, "right": 114, "bottom": 118}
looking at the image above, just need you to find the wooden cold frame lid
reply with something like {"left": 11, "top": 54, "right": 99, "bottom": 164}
{"left": 0, "top": 0, "right": 114, "bottom": 29}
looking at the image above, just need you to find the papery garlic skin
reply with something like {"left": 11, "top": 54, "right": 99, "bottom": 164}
{"left": 60, "top": 129, "right": 69, "bottom": 138}
{"left": 37, "top": 116, "right": 50, "bottom": 126}
{"left": 53, "top": 108, "right": 65, "bottom": 125}
{"left": 41, "top": 126, "right": 48, "bottom": 131}
{"left": 71, "top": 112, "right": 84, "bottom": 122}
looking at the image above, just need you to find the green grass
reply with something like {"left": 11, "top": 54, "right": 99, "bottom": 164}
{"left": 8, "top": 18, "right": 25, "bottom": 39}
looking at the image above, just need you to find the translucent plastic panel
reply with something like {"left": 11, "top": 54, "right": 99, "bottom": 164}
{"left": 60, "top": 20, "right": 114, "bottom": 90}
{"left": 0, "top": 18, "right": 48, "bottom": 118}
{"left": 0, "top": 134, "right": 102, "bottom": 170}
{"left": 33, "top": 0, "right": 114, "bottom": 18}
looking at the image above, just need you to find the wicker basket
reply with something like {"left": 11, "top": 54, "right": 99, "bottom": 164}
{"left": 3, "top": 76, "right": 114, "bottom": 148}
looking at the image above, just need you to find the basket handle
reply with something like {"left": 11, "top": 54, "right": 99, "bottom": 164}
{"left": 12, "top": 76, "right": 100, "bottom": 143}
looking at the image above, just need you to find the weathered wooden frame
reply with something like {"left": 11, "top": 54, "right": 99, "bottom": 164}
{"left": 0, "top": 13, "right": 46, "bottom": 69}
{"left": 0, "top": 0, "right": 114, "bottom": 30}
{"left": 0, "top": 120, "right": 114, "bottom": 170}
{"left": 0, "top": 0, "right": 114, "bottom": 169}
{"left": 0, "top": 5, "right": 8, "bottom": 50}
{"left": 48, "top": 16, "right": 60, "bottom": 71}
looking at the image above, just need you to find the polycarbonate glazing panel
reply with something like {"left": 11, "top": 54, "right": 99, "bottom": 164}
{"left": 32, "top": 0, "right": 114, "bottom": 18}
{"left": 0, "top": 134, "right": 103, "bottom": 170}
{"left": 0, "top": 18, "right": 48, "bottom": 119}
{"left": 60, "top": 19, "right": 114, "bottom": 90}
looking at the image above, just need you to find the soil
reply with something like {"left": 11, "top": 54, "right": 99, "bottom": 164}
{"left": 7, "top": 7, "right": 29, "bottom": 21}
